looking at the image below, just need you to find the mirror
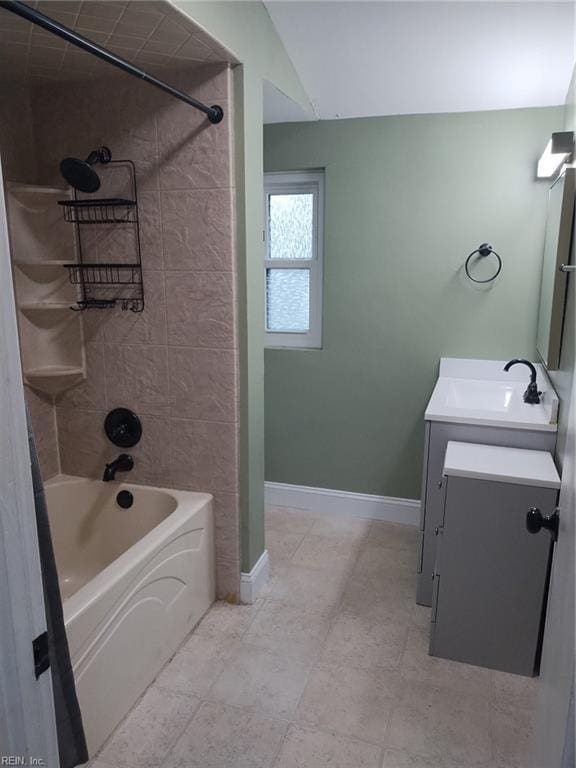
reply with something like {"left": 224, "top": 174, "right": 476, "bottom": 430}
{"left": 536, "top": 167, "right": 575, "bottom": 370}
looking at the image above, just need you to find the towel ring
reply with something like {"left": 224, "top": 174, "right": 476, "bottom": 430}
{"left": 465, "top": 243, "right": 502, "bottom": 284}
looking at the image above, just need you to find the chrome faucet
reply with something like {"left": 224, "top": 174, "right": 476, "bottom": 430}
{"left": 503, "top": 359, "right": 541, "bottom": 404}
{"left": 103, "top": 453, "right": 134, "bottom": 482}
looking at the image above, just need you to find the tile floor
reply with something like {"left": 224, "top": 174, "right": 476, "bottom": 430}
{"left": 90, "top": 506, "right": 537, "bottom": 768}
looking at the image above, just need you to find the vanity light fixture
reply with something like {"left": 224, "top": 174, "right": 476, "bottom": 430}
{"left": 537, "top": 131, "right": 574, "bottom": 179}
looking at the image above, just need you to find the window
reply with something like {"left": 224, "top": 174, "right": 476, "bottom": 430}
{"left": 264, "top": 171, "right": 324, "bottom": 348}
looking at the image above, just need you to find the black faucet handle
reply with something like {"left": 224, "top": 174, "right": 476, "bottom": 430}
{"left": 523, "top": 381, "right": 542, "bottom": 405}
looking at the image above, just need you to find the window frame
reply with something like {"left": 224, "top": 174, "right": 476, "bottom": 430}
{"left": 264, "top": 170, "right": 324, "bottom": 349}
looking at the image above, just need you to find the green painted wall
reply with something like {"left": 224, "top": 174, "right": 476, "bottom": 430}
{"left": 175, "top": 2, "right": 314, "bottom": 572}
{"left": 264, "top": 106, "right": 562, "bottom": 499}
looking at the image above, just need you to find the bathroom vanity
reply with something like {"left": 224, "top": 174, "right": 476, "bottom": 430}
{"left": 417, "top": 358, "right": 559, "bottom": 606}
{"left": 429, "top": 441, "right": 560, "bottom": 675}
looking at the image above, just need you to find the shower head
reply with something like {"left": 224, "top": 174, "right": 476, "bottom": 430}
{"left": 59, "top": 146, "right": 112, "bottom": 193}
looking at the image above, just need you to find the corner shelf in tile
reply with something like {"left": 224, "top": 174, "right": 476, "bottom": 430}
{"left": 24, "top": 366, "right": 85, "bottom": 395}
{"left": 6, "top": 184, "right": 85, "bottom": 396}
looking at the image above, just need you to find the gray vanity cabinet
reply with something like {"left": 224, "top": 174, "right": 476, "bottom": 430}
{"left": 429, "top": 475, "right": 557, "bottom": 676}
{"left": 417, "top": 421, "right": 556, "bottom": 606}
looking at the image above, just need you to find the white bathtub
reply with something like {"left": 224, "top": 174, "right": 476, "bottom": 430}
{"left": 45, "top": 475, "right": 215, "bottom": 757}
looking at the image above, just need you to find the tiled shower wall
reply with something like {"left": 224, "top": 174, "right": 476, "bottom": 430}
{"left": 6, "top": 64, "right": 241, "bottom": 600}
{"left": 0, "top": 83, "right": 61, "bottom": 480}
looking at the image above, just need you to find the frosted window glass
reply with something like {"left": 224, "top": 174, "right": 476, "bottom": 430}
{"left": 266, "top": 269, "right": 310, "bottom": 331}
{"left": 269, "top": 194, "right": 313, "bottom": 259}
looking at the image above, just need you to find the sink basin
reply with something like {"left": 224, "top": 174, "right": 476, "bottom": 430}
{"left": 445, "top": 380, "right": 515, "bottom": 413}
{"left": 425, "top": 364, "right": 559, "bottom": 432}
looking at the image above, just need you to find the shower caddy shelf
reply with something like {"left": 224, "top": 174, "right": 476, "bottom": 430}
{"left": 59, "top": 158, "right": 145, "bottom": 313}
{"left": 58, "top": 197, "right": 137, "bottom": 224}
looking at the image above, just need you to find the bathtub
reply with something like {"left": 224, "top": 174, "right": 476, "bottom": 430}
{"left": 45, "top": 474, "right": 215, "bottom": 757}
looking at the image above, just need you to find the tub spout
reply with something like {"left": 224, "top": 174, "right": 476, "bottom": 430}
{"left": 103, "top": 454, "right": 134, "bottom": 482}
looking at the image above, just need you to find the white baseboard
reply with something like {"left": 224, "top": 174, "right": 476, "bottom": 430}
{"left": 240, "top": 549, "right": 270, "bottom": 604}
{"left": 265, "top": 482, "right": 420, "bottom": 526}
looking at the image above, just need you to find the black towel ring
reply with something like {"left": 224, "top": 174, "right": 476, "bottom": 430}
{"left": 465, "top": 243, "right": 502, "bottom": 284}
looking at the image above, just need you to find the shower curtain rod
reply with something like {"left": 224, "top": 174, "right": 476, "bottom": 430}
{"left": 0, "top": 0, "right": 224, "bottom": 124}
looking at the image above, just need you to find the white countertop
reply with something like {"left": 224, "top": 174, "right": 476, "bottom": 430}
{"left": 425, "top": 358, "right": 558, "bottom": 432}
{"left": 444, "top": 441, "right": 561, "bottom": 489}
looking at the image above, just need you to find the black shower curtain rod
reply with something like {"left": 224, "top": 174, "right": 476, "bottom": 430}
{"left": 0, "top": 0, "right": 224, "bottom": 124}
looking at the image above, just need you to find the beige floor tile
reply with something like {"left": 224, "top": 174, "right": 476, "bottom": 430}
{"left": 490, "top": 706, "right": 534, "bottom": 768}
{"left": 410, "top": 604, "right": 432, "bottom": 630}
{"left": 308, "top": 514, "right": 372, "bottom": 541}
{"left": 382, "top": 747, "right": 490, "bottom": 768}
{"left": 208, "top": 642, "right": 314, "bottom": 718}
{"left": 291, "top": 534, "right": 361, "bottom": 573}
{"left": 193, "top": 599, "right": 262, "bottom": 640}
{"left": 99, "top": 686, "right": 200, "bottom": 768}
{"left": 266, "top": 506, "right": 318, "bottom": 535}
{"left": 274, "top": 724, "right": 382, "bottom": 768}
{"left": 353, "top": 542, "right": 418, "bottom": 577}
{"left": 318, "top": 612, "right": 409, "bottom": 671}
{"left": 296, "top": 663, "right": 402, "bottom": 746}
{"left": 490, "top": 670, "right": 538, "bottom": 714}
{"left": 401, "top": 628, "right": 492, "bottom": 697}
{"left": 155, "top": 636, "right": 241, "bottom": 696}
{"left": 266, "top": 529, "right": 306, "bottom": 563}
{"left": 388, "top": 680, "right": 491, "bottom": 766}
{"left": 366, "top": 521, "right": 419, "bottom": 551}
{"left": 243, "top": 599, "right": 333, "bottom": 658}
{"left": 166, "top": 701, "right": 288, "bottom": 768}
{"left": 267, "top": 562, "right": 349, "bottom": 612}
{"left": 341, "top": 572, "right": 415, "bottom": 622}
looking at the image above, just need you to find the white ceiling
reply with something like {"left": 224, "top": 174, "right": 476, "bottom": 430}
{"left": 263, "top": 79, "right": 315, "bottom": 122}
{"left": 264, "top": 1, "right": 575, "bottom": 121}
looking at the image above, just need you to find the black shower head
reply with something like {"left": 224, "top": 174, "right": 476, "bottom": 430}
{"left": 59, "top": 146, "right": 112, "bottom": 193}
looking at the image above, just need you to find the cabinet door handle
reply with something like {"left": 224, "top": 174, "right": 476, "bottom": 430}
{"left": 526, "top": 507, "right": 559, "bottom": 541}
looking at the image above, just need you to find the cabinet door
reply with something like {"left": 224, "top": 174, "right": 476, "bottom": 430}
{"left": 430, "top": 476, "right": 556, "bottom": 675}
{"left": 417, "top": 421, "right": 556, "bottom": 606}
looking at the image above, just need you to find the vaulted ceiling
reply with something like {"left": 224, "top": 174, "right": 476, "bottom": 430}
{"left": 264, "top": 1, "right": 575, "bottom": 122}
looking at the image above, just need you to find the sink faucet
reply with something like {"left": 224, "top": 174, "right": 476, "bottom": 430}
{"left": 103, "top": 453, "right": 134, "bottom": 482}
{"left": 503, "top": 359, "right": 542, "bottom": 404}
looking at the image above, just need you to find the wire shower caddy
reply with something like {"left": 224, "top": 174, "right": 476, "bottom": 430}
{"left": 59, "top": 159, "right": 144, "bottom": 312}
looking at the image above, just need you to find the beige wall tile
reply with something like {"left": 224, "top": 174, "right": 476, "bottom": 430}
{"left": 57, "top": 408, "right": 109, "bottom": 478}
{"left": 25, "top": 386, "right": 59, "bottom": 479}
{"left": 105, "top": 343, "right": 169, "bottom": 416}
{"left": 138, "top": 191, "right": 163, "bottom": 271}
{"left": 96, "top": 271, "right": 168, "bottom": 346}
{"left": 24, "top": 63, "right": 238, "bottom": 599}
{"left": 169, "top": 347, "right": 237, "bottom": 422}
{"left": 57, "top": 408, "right": 170, "bottom": 486}
{"left": 157, "top": 98, "right": 230, "bottom": 190}
{"left": 56, "top": 342, "right": 107, "bottom": 411}
{"left": 212, "top": 492, "right": 241, "bottom": 568}
{"left": 161, "top": 189, "right": 234, "bottom": 271}
{"left": 170, "top": 419, "right": 238, "bottom": 494}
{"left": 215, "top": 557, "right": 241, "bottom": 603}
{"left": 166, "top": 271, "right": 236, "bottom": 348}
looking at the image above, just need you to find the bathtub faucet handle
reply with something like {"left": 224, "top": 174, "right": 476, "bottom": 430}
{"left": 103, "top": 453, "right": 134, "bottom": 482}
